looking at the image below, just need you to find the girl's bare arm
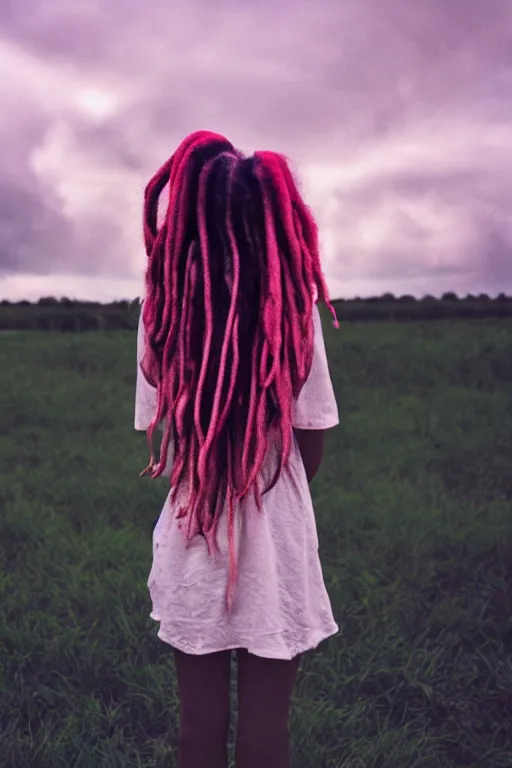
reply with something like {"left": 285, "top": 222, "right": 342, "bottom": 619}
{"left": 293, "top": 429, "right": 326, "bottom": 484}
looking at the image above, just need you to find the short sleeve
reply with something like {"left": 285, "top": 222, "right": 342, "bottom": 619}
{"left": 134, "top": 305, "right": 157, "bottom": 431}
{"left": 291, "top": 304, "right": 339, "bottom": 430}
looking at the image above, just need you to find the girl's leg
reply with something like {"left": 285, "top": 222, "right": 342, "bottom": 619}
{"left": 173, "top": 648, "right": 232, "bottom": 768}
{"left": 235, "top": 648, "right": 301, "bottom": 768}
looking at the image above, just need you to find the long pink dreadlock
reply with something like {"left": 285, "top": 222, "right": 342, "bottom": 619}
{"left": 140, "top": 130, "right": 338, "bottom": 611}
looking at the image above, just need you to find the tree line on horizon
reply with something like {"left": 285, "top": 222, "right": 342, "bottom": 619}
{"left": 1, "top": 291, "right": 512, "bottom": 308}
{"left": 0, "top": 292, "right": 511, "bottom": 331}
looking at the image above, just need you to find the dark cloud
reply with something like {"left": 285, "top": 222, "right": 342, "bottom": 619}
{"left": 0, "top": 0, "right": 511, "bottom": 298}
{"left": 0, "top": 179, "right": 70, "bottom": 274}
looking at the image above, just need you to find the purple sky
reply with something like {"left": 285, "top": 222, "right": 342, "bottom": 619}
{"left": 0, "top": 0, "right": 511, "bottom": 301}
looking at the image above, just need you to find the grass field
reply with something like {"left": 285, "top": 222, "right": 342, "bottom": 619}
{"left": 1, "top": 317, "right": 512, "bottom": 767}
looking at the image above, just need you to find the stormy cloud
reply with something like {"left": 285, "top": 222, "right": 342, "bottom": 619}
{"left": 0, "top": 0, "right": 510, "bottom": 301}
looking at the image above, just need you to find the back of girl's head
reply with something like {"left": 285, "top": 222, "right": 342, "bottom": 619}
{"left": 141, "top": 130, "right": 337, "bottom": 547}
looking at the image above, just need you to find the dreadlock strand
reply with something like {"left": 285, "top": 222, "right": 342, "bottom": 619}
{"left": 240, "top": 340, "right": 260, "bottom": 495}
{"left": 261, "top": 155, "right": 314, "bottom": 342}
{"left": 159, "top": 140, "right": 203, "bottom": 346}
{"left": 173, "top": 242, "right": 196, "bottom": 438}
{"left": 143, "top": 158, "right": 173, "bottom": 254}
{"left": 193, "top": 157, "right": 217, "bottom": 447}
{"left": 253, "top": 157, "right": 283, "bottom": 386}
{"left": 216, "top": 315, "right": 240, "bottom": 435}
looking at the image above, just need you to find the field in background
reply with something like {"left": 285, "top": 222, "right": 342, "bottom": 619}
{"left": 1, "top": 293, "right": 512, "bottom": 332}
{"left": 1, "top": 317, "right": 512, "bottom": 767}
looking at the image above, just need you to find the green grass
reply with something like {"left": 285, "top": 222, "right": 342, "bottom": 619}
{"left": 1, "top": 318, "right": 511, "bottom": 767}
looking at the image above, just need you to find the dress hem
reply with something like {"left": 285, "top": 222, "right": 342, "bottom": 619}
{"left": 149, "top": 612, "right": 340, "bottom": 661}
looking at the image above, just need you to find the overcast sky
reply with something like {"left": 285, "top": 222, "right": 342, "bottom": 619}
{"left": 0, "top": 0, "right": 511, "bottom": 302}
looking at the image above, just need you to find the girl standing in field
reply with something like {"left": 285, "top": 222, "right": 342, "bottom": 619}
{"left": 135, "top": 131, "right": 339, "bottom": 768}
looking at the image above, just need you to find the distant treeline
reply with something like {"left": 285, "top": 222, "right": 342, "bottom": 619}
{"left": 1, "top": 292, "right": 511, "bottom": 331}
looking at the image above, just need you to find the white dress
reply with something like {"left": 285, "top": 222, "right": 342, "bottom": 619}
{"left": 135, "top": 304, "right": 340, "bottom": 660}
